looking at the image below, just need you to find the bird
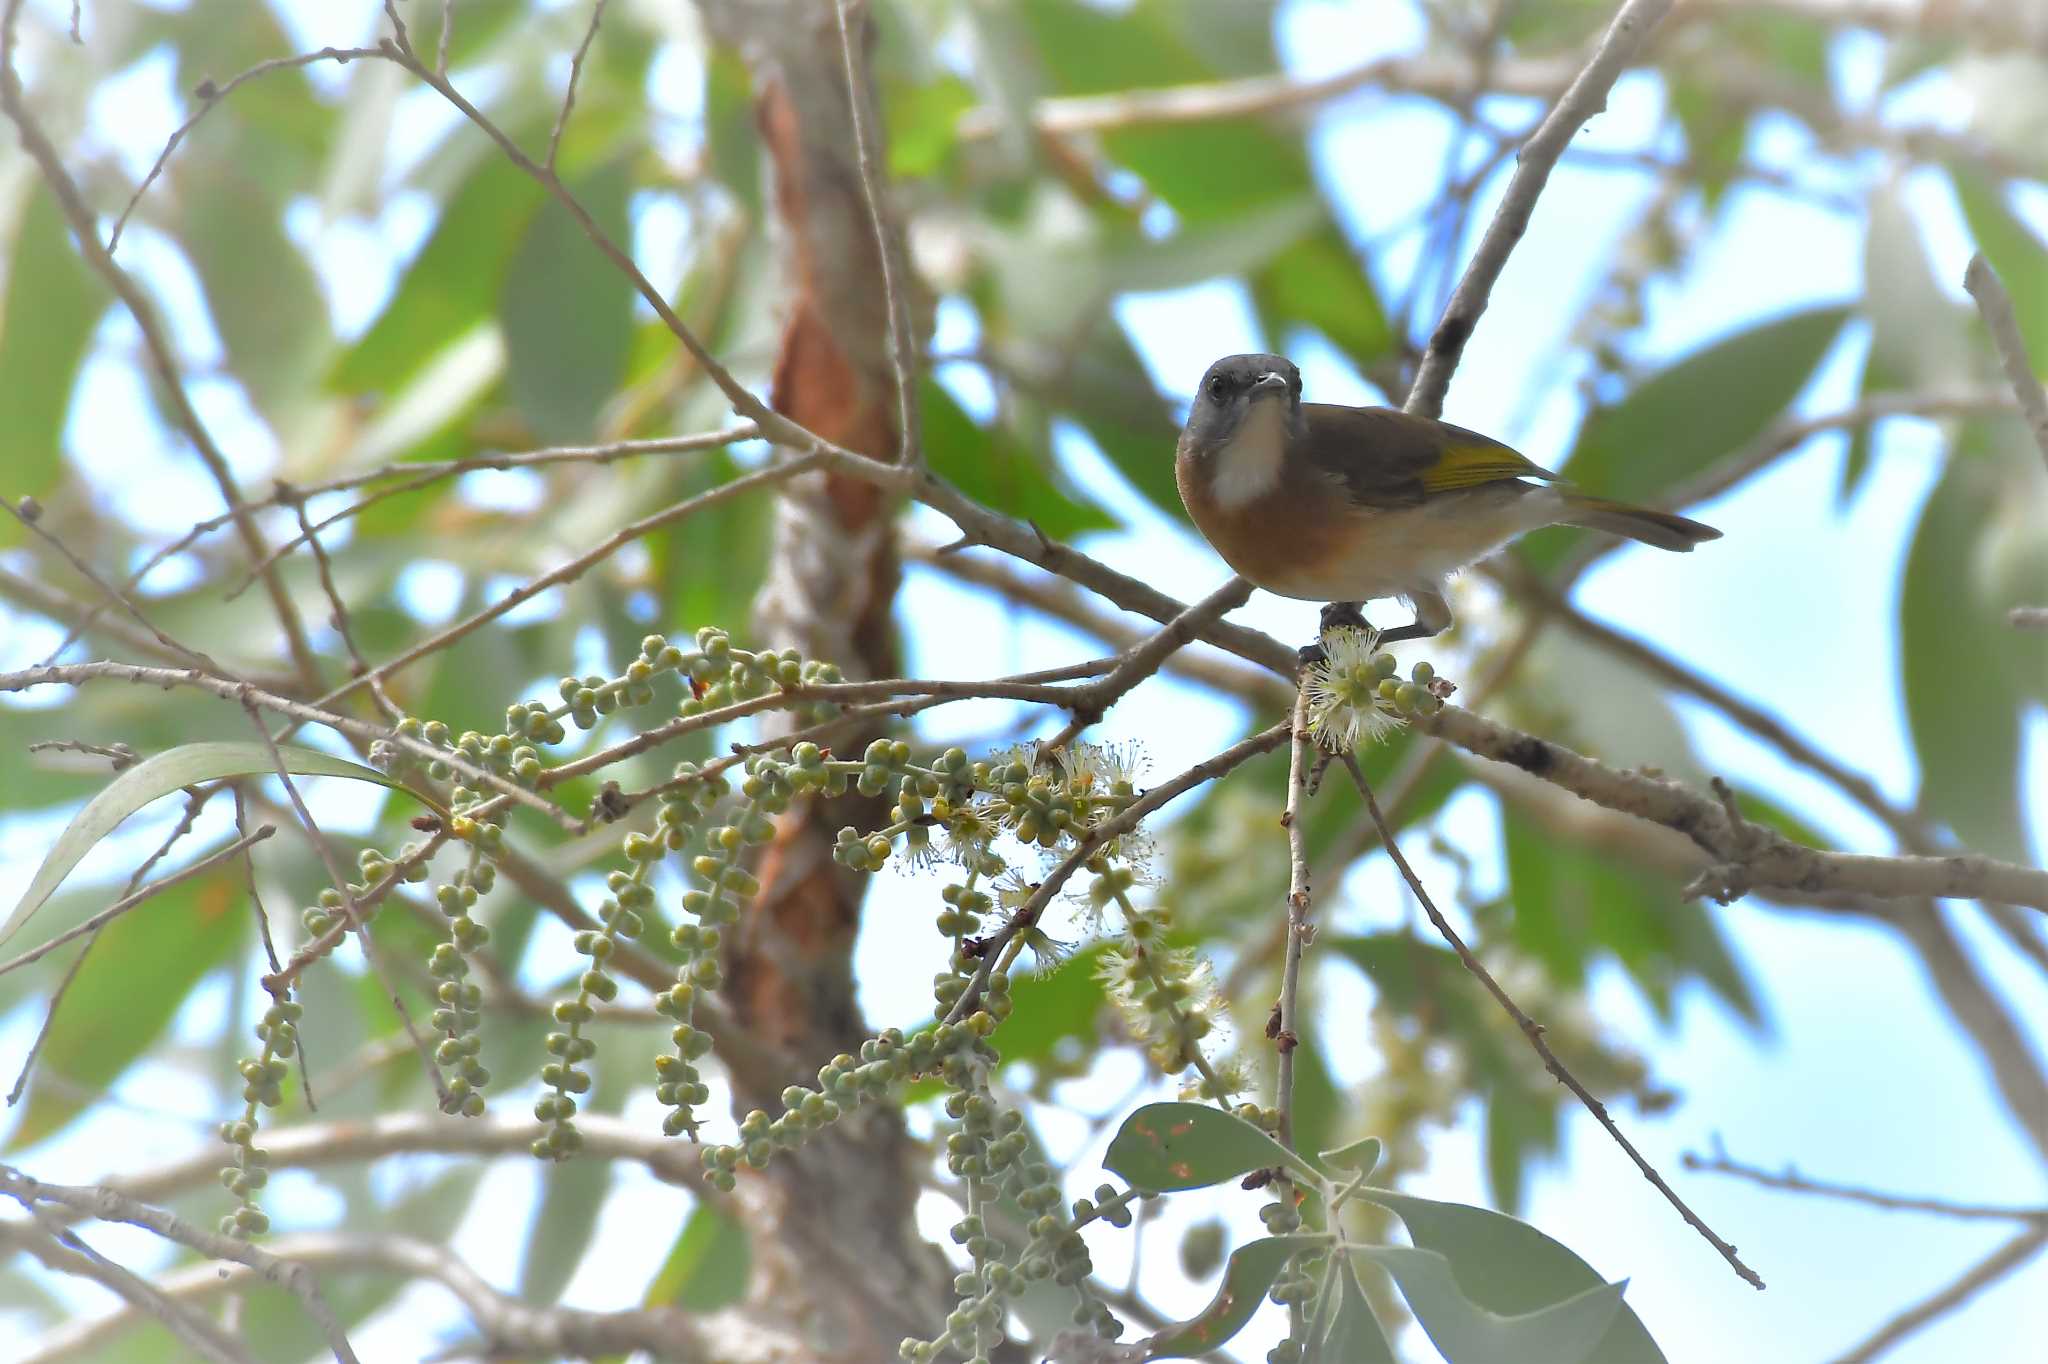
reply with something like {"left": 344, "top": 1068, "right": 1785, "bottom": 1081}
{"left": 1175, "top": 353, "right": 1719, "bottom": 656}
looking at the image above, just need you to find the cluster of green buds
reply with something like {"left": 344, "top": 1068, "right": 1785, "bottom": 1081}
{"left": 1091, "top": 864, "right": 1236, "bottom": 1098}
{"left": 701, "top": 1021, "right": 988, "bottom": 1192}
{"left": 216, "top": 995, "right": 301, "bottom": 1238}
{"left": 674, "top": 627, "right": 843, "bottom": 722}
{"left": 900, "top": 1085, "right": 1124, "bottom": 1361}
{"left": 426, "top": 853, "right": 495, "bottom": 1117}
{"left": 1302, "top": 627, "right": 1450, "bottom": 750}
{"left": 1263, "top": 1246, "right": 1326, "bottom": 1364}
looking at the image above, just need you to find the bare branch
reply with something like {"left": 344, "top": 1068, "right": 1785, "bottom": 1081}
{"left": 3, "top": 1214, "right": 252, "bottom": 1364}
{"left": 1683, "top": 1147, "right": 2048, "bottom": 1224}
{"left": 1274, "top": 687, "right": 1313, "bottom": 1151}
{"left": 0, "top": 1163, "right": 359, "bottom": 1363}
{"left": 1421, "top": 705, "right": 2048, "bottom": 913}
{"left": 1406, "top": 0, "right": 1675, "bottom": 418}
{"left": 1829, "top": 1226, "right": 2048, "bottom": 1364}
{"left": 546, "top": 0, "right": 610, "bottom": 170}
{"left": 1963, "top": 253, "right": 2048, "bottom": 471}
{"left": 2012, "top": 607, "right": 2048, "bottom": 631}
{"left": 834, "top": 0, "right": 924, "bottom": 474}
{"left": 17, "top": 1230, "right": 717, "bottom": 1364}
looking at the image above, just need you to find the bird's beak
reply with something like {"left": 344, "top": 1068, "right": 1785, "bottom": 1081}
{"left": 1250, "top": 372, "right": 1289, "bottom": 398}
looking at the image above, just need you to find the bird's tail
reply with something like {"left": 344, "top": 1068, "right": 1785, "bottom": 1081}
{"left": 1556, "top": 493, "right": 1721, "bottom": 552}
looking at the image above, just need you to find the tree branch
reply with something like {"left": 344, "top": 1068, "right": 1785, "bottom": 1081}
{"left": 1962, "top": 253, "right": 2048, "bottom": 471}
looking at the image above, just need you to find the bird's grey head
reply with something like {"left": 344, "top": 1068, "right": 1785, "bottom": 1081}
{"left": 1181, "top": 353, "right": 1302, "bottom": 458}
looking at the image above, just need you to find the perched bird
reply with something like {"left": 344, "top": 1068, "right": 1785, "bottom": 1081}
{"left": 1175, "top": 353, "right": 1719, "bottom": 652}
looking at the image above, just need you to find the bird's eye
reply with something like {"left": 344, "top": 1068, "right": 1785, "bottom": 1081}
{"left": 1206, "top": 375, "right": 1229, "bottom": 401}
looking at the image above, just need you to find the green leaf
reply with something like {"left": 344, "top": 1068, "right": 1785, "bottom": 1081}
{"left": 1145, "top": 1234, "right": 1321, "bottom": 1357}
{"left": 1951, "top": 164, "right": 2048, "bottom": 362}
{"left": 1355, "top": 1187, "right": 1665, "bottom": 1363}
{"left": 1105, "top": 1101, "right": 1318, "bottom": 1190}
{"left": 1899, "top": 421, "right": 2044, "bottom": 860}
{"left": 2, "top": 742, "right": 427, "bottom": 948}
{"left": 0, "top": 187, "right": 103, "bottom": 539}
{"left": 172, "top": 116, "right": 333, "bottom": 423}
{"left": 1289, "top": 1038, "right": 1340, "bottom": 1169}
{"left": 1311, "top": 1255, "right": 1399, "bottom": 1364}
{"left": 333, "top": 155, "right": 546, "bottom": 395}
{"left": 925, "top": 381, "right": 1116, "bottom": 538}
{"left": 501, "top": 161, "right": 635, "bottom": 443}
{"left": 520, "top": 1158, "right": 613, "bottom": 1306}
{"left": 1481, "top": 1082, "right": 1558, "bottom": 1217}
{"left": 647, "top": 1202, "right": 753, "bottom": 1312}
{"left": 887, "top": 75, "right": 977, "bottom": 179}
{"left": 1351, "top": 1246, "right": 1628, "bottom": 1364}
{"left": 8, "top": 871, "right": 243, "bottom": 1149}
{"left": 1253, "top": 224, "right": 1396, "bottom": 372}
{"left": 1319, "top": 1134, "right": 1382, "bottom": 1176}
{"left": 1532, "top": 306, "right": 1850, "bottom": 573}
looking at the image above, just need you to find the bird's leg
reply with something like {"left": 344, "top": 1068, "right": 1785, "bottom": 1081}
{"left": 1373, "top": 588, "right": 1453, "bottom": 646}
{"left": 1299, "top": 601, "right": 1372, "bottom": 667}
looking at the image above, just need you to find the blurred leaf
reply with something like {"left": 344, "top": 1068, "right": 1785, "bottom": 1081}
{"left": 4, "top": 743, "right": 427, "bottom": 948}
{"left": 1951, "top": 164, "right": 2048, "bottom": 360}
{"left": 1105, "top": 1101, "right": 1317, "bottom": 1190}
{"left": 888, "top": 74, "right": 977, "bottom": 178}
{"left": 1312, "top": 1255, "right": 1399, "bottom": 1364}
{"left": 926, "top": 380, "right": 1116, "bottom": 537}
{"left": 1351, "top": 1246, "right": 1627, "bottom": 1364}
{"left": 1253, "top": 224, "right": 1396, "bottom": 372}
{"left": 1482, "top": 1081, "right": 1557, "bottom": 1216}
{"left": 647, "top": 1202, "right": 752, "bottom": 1312}
{"left": 8, "top": 872, "right": 242, "bottom": 1150}
{"left": 521, "top": 1158, "right": 613, "bottom": 1305}
{"left": 1146, "top": 1234, "right": 1320, "bottom": 1357}
{"left": 1848, "top": 187, "right": 1973, "bottom": 499}
{"left": 0, "top": 187, "right": 103, "bottom": 538}
{"left": 1669, "top": 79, "right": 1746, "bottom": 208}
{"left": 1052, "top": 323, "right": 1187, "bottom": 521}
{"left": 1356, "top": 1186, "right": 1665, "bottom": 1363}
{"left": 172, "top": 116, "right": 333, "bottom": 423}
{"left": 1020, "top": 0, "right": 1308, "bottom": 223}
{"left": 705, "top": 47, "right": 763, "bottom": 209}
{"left": 333, "top": 156, "right": 546, "bottom": 395}
{"left": 1535, "top": 306, "right": 1849, "bottom": 573}
{"left": 1899, "top": 420, "right": 2044, "bottom": 860}
{"left": 501, "top": 161, "right": 635, "bottom": 443}
{"left": 1290, "top": 1036, "right": 1340, "bottom": 1168}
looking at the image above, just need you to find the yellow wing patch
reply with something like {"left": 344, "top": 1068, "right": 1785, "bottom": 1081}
{"left": 1416, "top": 442, "right": 1562, "bottom": 493}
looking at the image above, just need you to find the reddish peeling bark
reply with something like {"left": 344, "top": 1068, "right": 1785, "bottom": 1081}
{"left": 692, "top": 3, "right": 946, "bottom": 1359}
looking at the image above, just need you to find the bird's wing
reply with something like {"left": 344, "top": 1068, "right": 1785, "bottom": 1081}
{"left": 1300, "top": 405, "right": 1561, "bottom": 508}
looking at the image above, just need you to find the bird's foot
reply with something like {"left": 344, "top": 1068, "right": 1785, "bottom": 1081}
{"left": 1299, "top": 601, "right": 1373, "bottom": 668}
{"left": 1319, "top": 601, "right": 1371, "bottom": 635}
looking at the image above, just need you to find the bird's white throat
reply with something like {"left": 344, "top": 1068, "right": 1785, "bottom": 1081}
{"left": 1207, "top": 399, "right": 1288, "bottom": 508}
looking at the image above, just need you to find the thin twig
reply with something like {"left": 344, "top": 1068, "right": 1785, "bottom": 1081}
{"left": 0, "top": 827, "right": 274, "bottom": 980}
{"left": 1829, "top": 1226, "right": 2048, "bottom": 1364}
{"left": 3, "top": 497, "right": 218, "bottom": 675}
{"left": 0, "top": 1164, "right": 360, "bottom": 1364}
{"left": 437, "top": 0, "right": 455, "bottom": 74}
{"left": 4, "top": 1212, "right": 252, "bottom": 1364}
{"left": 4, "top": 661, "right": 571, "bottom": 831}
{"left": 0, "top": 0, "right": 324, "bottom": 689}
{"left": 1274, "top": 686, "right": 1314, "bottom": 1151}
{"left": 107, "top": 47, "right": 385, "bottom": 252}
{"left": 1342, "top": 754, "right": 1765, "bottom": 1288}
{"left": 309, "top": 452, "right": 826, "bottom": 707}
{"left": 1962, "top": 253, "right": 2048, "bottom": 471}
{"left": 833, "top": 0, "right": 923, "bottom": 474}
{"left": 546, "top": 0, "right": 609, "bottom": 170}
{"left": 233, "top": 786, "right": 316, "bottom": 1111}
{"left": 1405, "top": 0, "right": 1675, "bottom": 418}
{"left": 2012, "top": 607, "right": 2048, "bottom": 631}
{"left": 943, "top": 723, "right": 1293, "bottom": 1024}
{"left": 237, "top": 692, "right": 449, "bottom": 1108}
{"left": 1683, "top": 1148, "right": 2048, "bottom": 1224}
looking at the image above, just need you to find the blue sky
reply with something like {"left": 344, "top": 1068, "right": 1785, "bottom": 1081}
{"left": 3, "top": 1, "right": 2046, "bottom": 1360}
